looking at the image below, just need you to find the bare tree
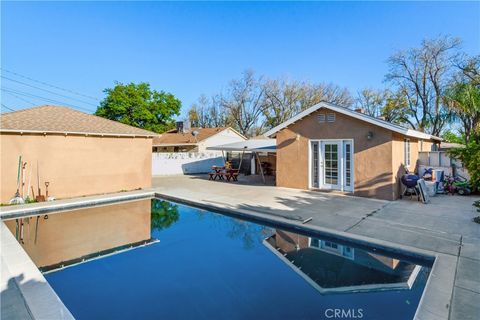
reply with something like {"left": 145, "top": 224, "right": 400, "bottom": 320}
{"left": 220, "top": 70, "right": 265, "bottom": 137}
{"left": 455, "top": 54, "right": 480, "bottom": 85}
{"left": 188, "top": 95, "right": 210, "bottom": 127}
{"left": 302, "top": 82, "right": 353, "bottom": 108}
{"left": 262, "top": 78, "right": 306, "bottom": 129}
{"left": 355, "top": 88, "right": 410, "bottom": 125}
{"left": 188, "top": 94, "right": 232, "bottom": 128}
{"left": 355, "top": 88, "right": 387, "bottom": 117}
{"left": 386, "top": 36, "right": 461, "bottom": 136}
{"left": 262, "top": 79, "right": 352, "bottom": 129}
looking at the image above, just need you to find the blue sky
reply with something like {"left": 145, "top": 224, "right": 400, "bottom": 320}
{"left": 1, "top": 1, "right": 479, "bottom": 118}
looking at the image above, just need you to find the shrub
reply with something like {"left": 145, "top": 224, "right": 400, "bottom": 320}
{"left": 449, "top": 141, "right": 480, "bottom": 192}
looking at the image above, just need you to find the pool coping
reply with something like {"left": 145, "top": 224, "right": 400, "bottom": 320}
{"left": 0, "top": 190, "right": 455, "bottom": 320}
{"left": 0, "top": 189, "right": 155, "bottom": 220}
{"left": 1, "top": 221, "right": 74, "bottom": 320}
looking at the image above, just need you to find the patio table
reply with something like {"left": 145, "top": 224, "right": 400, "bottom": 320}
{"left": 209, "top": 166, "right": 226, "bottom": 180}
{"left": 209, "top": 167, "right": 238, "bottom": 182}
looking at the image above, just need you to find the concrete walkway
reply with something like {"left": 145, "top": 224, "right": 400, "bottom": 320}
{"left": 153, "top": 175, "right": 480, "bottom": 320}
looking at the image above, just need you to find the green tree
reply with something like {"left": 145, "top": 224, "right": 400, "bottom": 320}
{"left": 444, "top": 82, "right": 480, "bottom": 144}
{"left": 95, "top": 82, "right": 181, "bottom": 133}
{"left": 441, "top": 130, "right": 464, "bottom": 144}
{"left": 449, "top": 141, "right": 480, "bottom": 191}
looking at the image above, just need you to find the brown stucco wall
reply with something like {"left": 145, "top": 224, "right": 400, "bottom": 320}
{"left": 276, "top": 109, "right": 396, "bottom": 200}
{"left": 4, "top": 199, "right": 151, "bottom": 267}
{"left": 391, "top": 134, "right": 430, "bottom": 199}
{"left": 0, "top": 133, "right": 152, "bottom": 203}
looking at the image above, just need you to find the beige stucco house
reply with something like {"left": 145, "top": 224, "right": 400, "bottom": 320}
{"left": 0, "top": 105, "right": 157, "bottom": 204}
{"left": 265, "top": 102, "right": 441, "bottom": 200}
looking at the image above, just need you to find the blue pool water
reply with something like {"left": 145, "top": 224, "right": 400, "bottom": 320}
{"left": 45, "top": 199, "right": 430, "bottom": 320}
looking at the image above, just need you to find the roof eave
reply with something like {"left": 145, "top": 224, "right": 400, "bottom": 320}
{"left": 264, "top": 102, "right": 441, "bottom": 142}
{"left": 0, "top": 129, "right": 157, "bottom": 138}
{"left": 152, "top": 143, "right": 199, "bottom": 147}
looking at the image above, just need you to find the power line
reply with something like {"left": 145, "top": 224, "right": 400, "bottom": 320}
{"left": 0, "top": 68, "right": 100, "bottom": 101}
{"left": 1, "top": 103, "right": 16, "bottom": 112}
{"left": 1, "top": 87, "right": 95, "bottom": 113}
{"left": 2, "top": 90, "right": 36, "bottom": 106}
{"left": 1, "top": 75, "right": 98, "bottom": 107}
{"left": 2, "top": 87, "right": 94, "bottom": 113}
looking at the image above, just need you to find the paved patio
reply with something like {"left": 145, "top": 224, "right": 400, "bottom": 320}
{"left": 153, "top": 174, "right": 480, "bottom": 320}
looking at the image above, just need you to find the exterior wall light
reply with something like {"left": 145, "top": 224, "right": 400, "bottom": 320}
{"left": 367, "top": 131, "right": 374, "bottom": 140}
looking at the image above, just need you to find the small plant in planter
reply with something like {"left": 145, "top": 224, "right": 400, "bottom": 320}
{"left": 473, "top": 200, "right": 480, "bottom": 224}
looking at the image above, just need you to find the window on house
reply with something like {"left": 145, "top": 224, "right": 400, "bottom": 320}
{"left": 404, "top": 138, "right": 410, "bottom": 167}
{"left": 318, "top": 114, "right": 326, "bottom": 123}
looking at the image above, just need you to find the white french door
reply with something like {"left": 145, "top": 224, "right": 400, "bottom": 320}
{"left": 310, "top": 140, "right": 354, "bottom": 192}
{"left": 320, "top": 141, "right": 341, "bottom": 189}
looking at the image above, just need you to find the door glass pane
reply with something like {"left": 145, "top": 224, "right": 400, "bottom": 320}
{"left": 324, "top": 144, "right": 338, "bottom": 185}
{"left": 345, "top": 143, "right": 351, "bottom": 187}
{"left": 311, "top": 142, "right": 319, "bottom": 188}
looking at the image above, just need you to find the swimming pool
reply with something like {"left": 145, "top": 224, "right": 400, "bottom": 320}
{"left": 8, "top": 198, "right": 431, "bottom": 320}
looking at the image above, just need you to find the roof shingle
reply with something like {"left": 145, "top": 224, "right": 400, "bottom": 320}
{"left": 153, "top": 127, "right": 231, "bottom": 145}
{"left": 1, "top": 105, "right": 157, "bottom": 137}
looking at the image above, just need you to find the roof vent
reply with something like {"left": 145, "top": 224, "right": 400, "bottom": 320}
{"left": 327, "top": 113, "right": 336, "bottom": 123}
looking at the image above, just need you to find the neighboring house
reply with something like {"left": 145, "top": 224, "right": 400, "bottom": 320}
{"left": 0, "top": 105, "right": 156, "bottom": 203}
{"left": 152, "top": 123, "right": 246, "bottom": 153}
{"left": 265, "top": 102, "right": 441, "bottom": 200}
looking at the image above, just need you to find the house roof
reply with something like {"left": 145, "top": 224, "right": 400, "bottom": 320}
{"left": 207, "top": 138, "right": 277, "bottom": 153}
{"left": 264, "top": 102, "right": 442, "bottom": 141}
{"left": 152, "top": 127, "right": 245, "bottom": 146}
{"left": 0, "top": 105, "right": 158, "bottom": 137}
{"left": 439, "top": 142, "right": 465, "bottom": 150}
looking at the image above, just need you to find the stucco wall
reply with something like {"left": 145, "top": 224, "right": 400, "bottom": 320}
{"left": 4, "top": 199, "right": 151, "bottom": 267}
{"left": 0, "top": 133, "right": 152, "bottom": 203}
{"left": 391, "top": 134, "right": 425, "bottom": 199}
{"left": 276, "top": 110, "right": 396, "bottom": 200}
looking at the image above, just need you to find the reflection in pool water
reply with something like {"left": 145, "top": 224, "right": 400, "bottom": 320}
{"left": 151, "top": 200, "right": 179, "bottom": 231}
{"left": 9, "top": 199, "right": 431, "bottom": 320}
{"left": 4, "top": 199, "right": 152, "bottom": 269}
{"left": 264, "top": 230, "right": 422, "bottom": 293}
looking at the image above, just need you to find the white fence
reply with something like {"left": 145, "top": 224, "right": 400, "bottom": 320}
{"left": 152, "top": 152, "right": 224, "bottom": 176}
{"left": 418, "top": 151, "right": 463, "bottom": 168}
{"left": 418, "top": 151, "right": 469, "bottom": 179}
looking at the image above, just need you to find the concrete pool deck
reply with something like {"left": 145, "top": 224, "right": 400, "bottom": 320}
{"left": 152, "top": 175, "right": 480, "bottom": 320}
{"left": 1, "top": 177, "right": 479, "bottom": 319}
